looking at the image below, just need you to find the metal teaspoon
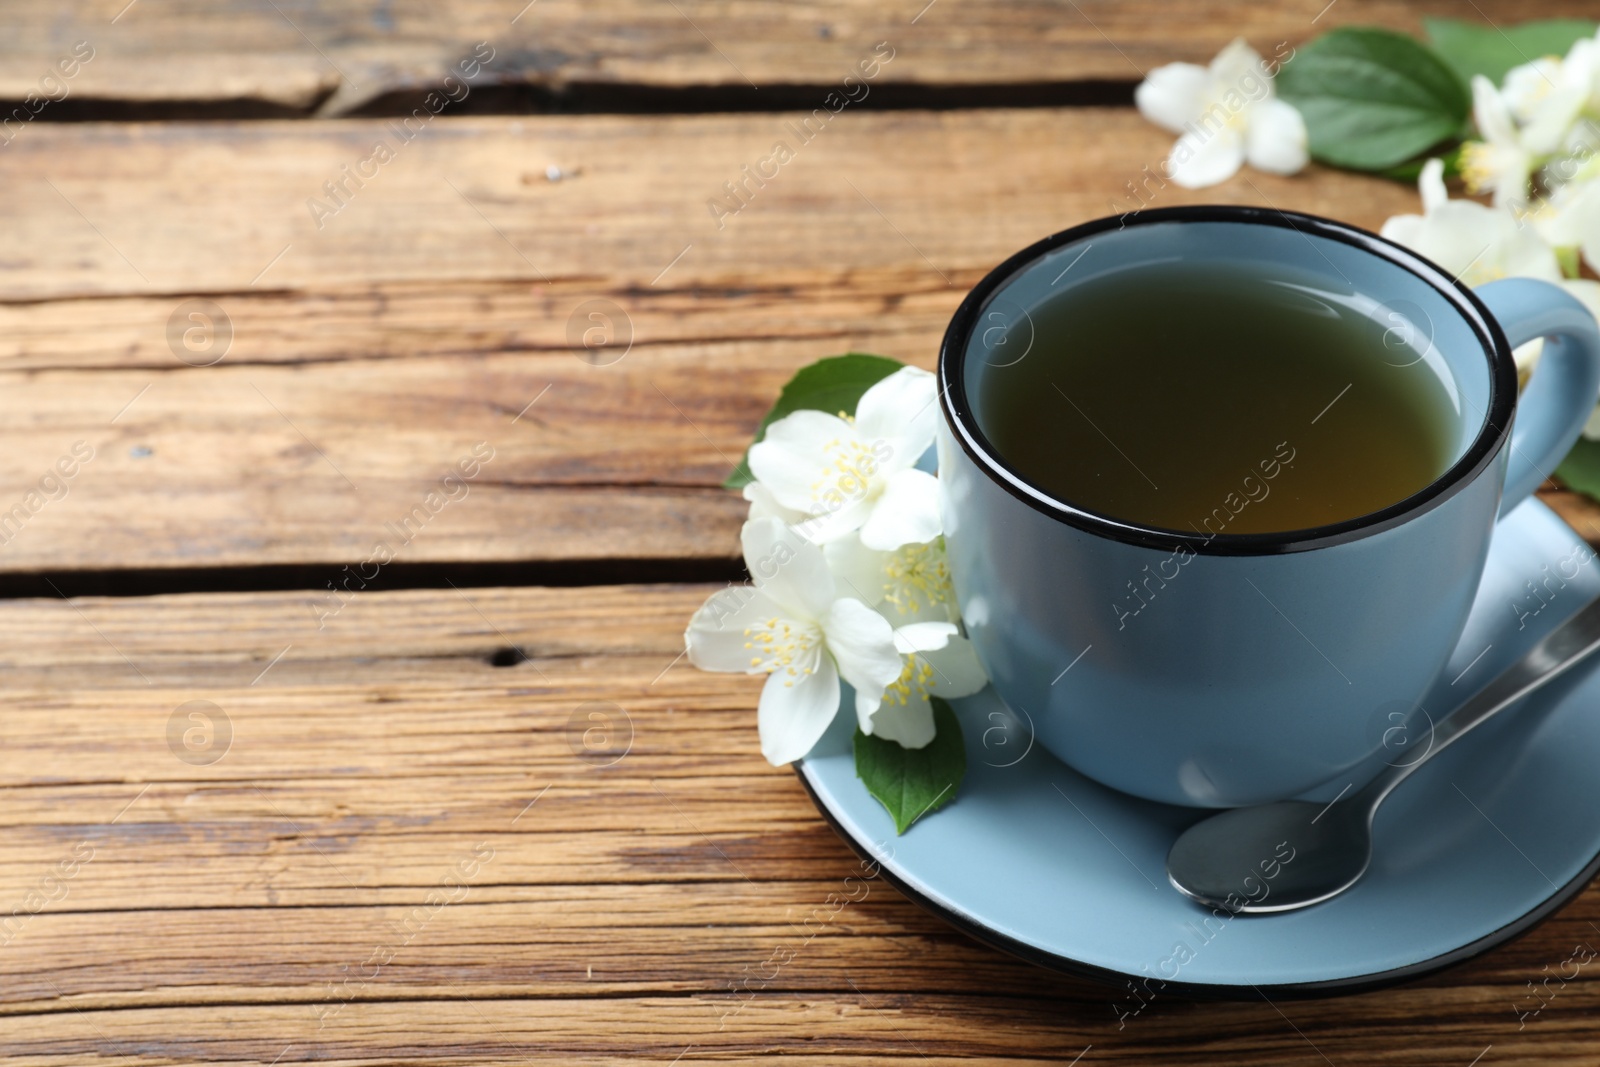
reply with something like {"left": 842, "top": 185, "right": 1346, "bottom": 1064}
{"left": 1166, "top": 591, "right": 1600, "bottom": 914}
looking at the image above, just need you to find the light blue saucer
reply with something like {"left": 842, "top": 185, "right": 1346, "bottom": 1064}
{"left": 797, "top": 498, "right": 1600, "bottom": 996}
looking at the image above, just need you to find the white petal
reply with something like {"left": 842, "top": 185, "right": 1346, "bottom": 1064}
{"left": 762, "top": 407, "right": 853, "bottom": 446}
{"left": 1135, "top": 62, "right": 1210, "bottom": 134}
{"left": 822, "top": 532, "right": 890, "bottom": 607}
{"left": 1488, "top": 150, "right": 1534, "bottom": 211}
{"left": 1245, "top": 98, "right": 1307, "bottom": 175}
{"left": 859, "top": 468, "right": 944, "bottom": 551}
{"left": 1472, "top": 74, "right": 1518, "bottom": 146}
{"left": 853, "top": 366, "right": 938, "bottom": 461}
{"left": 1513, "top": 338, "right": 1545, "bottom": 379}
{"left": 745, "top": 442, "right": 821, "bottom": 512}
{"left": 1566, "top": 182, "right": 1600, "bottom": 276}
{"left": 1521, "top": 44, "right": 1593, "bottom": 154}
{"left": 1209, "top": 37, "right": 1266, "bottom": 85}
{"left": 821, "top": 597, "right": 903, "bottom": 698}
{"left": 758, "top": 652, "right": 840, "bottom": 765}
{"left": 1522, "top": 84, "right": 1587, "bottom": 155}
{"left": 1405, "top": 203, "right": 1505, "bottom": 276}
{"left": 1567, "top": 32, "right": 1600, "bottom": 69}
{"left": 1560, "top": 119, "right": 1600, "bottom": 166}
{"left": 1167, "top": 126, "right": 1247, "bottom": 189}
{"left": 742, "top": 481, "right": 807, "bottom": 524}
{"left": 923, "top": 635, "right": 990, "bottom": 698}
{"left": 1379, "top": 213, "right": 1427, "bottom": 249}
{"left": 1561, "top": 278, "right": 1600, "bottom": 325}
{"left": 685, "top": 585, "right": 787, "bottom": 673}
{"left": 741, "top": 517, "right": 836, "bottom": 620}
{"left": 1494, "top": 220, "right": 1565, "bottom": 282}
{"left": 1402, "top": 201, "right": 1560, "bottom": 284}
{"left": 857, "top": 687, "right": 937, "bottom": 749}
{"left": 1502, "top": 57, "right": 1564, "bottom": 125}
{"left": 747, "top": 409, "right": 853, "bottom": 511}
{"left": 791, "top": 492, "right": 875, "bottom": 545}
{"left": 892, "top": 621, "right": 957, "bottom": 654}
{"left": 1418, "top": 157, "right": 1449, "bottom": 213}
{"left": 1461, "top": 78, "right": 1534, "bottom": 207}
{"left": 1532, "top": 178, "right": 1600, "bottom": 250}
{"left": 1570, "top": 36, "right": 1600, "bottom": 113}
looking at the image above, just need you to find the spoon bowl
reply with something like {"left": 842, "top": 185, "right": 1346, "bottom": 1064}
{"left": 1166, "top": 591, "right": 1600, "bottom": 914}
{"left": 1166, "top": 800, "right": 1371, "bottom": 914}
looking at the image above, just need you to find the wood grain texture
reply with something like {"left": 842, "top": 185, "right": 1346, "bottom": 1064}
{"left": 0, "top": 109, "right": 1442, "bottom": 574}
{"left": 0, "top": 110, "right": 1587, "bottom": 573}
{"left": 0, "top": 582, "right": 1595, "bottom": 1065}
{"left": 0, "top": 111, "right": 1432, "bottom": 300}
{"left": 8, "top": 3, "right": 1600, "bottom": 1064}
{"left": 0, "top": 0, "right": 1595, "bottom": 114}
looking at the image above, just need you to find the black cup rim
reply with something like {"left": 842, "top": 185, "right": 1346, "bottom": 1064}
{"left": 937, "top": 205, "right": 1519, "bottom": 556}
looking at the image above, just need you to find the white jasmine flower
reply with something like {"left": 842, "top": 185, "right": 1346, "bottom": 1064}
{"left": 824, "top": 534, "right": 988, "bottom": 747}
{"left": 1554, "top": 117, "right": 1600, "bottom": 178}
{"left": 1381, "top": 159, "right": 1561, "bottom": 286}
{"left": 824, "top": 532, "right": 961, "bottom": 626}
{"left": 1568, "top": 278, "right": 1600, "bottom": 322}
{"left": 746, "top": 366, "right": 941, "bottom": 550}
{"left": 741, "top": 480, "right": 807, "bottom": 525}
{"left": 1460, "top": 75, "right": 1536, "bottom": 209}
{"left": 1383, "top": 158, "right": 1600, "bottom": 383}
{"left": 1509, "top": 34, "right": 1600, "bottom": 155}
{"left": 856, "top": 623, "right": 988, "bottom": 749}
{"left": 1529, "top": 173, "right": 1600, "bottom": 277}
{"left": 1135, "top": 37, "right": 1308, "bottom": 189}
{"left": 685, "top": 519, "right": 903, "bottom": 765}
{"left": 1502, "top": 56, "right": 1568, "bottom": 127}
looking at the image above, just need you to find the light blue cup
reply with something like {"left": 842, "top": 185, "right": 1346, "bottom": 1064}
{"left": 937, "top": 207, "right": 1600, "bottom": 808}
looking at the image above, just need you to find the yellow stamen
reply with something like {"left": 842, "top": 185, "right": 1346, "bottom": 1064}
{"left": 881, "top": 653, "right": 937, "bottom": 707}
{"left": 884, "top": 541, "right": 955, "bottom": 618}
{"left": 744, "top": 615, "right": 823, "bottom": 681}
{"left": 807, "top": 432, "right": 884, "bottom": 510}
{"left": 1459, "top": 141, "right": 1496, "bottom": 196}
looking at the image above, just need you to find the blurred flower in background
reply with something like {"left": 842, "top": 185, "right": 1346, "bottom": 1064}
{"left": 1134, "top": 38, "right": 1308, "bottom": 188}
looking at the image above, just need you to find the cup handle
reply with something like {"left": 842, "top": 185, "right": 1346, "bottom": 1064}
{"left": 1476, "top": 278, "right": 1600, "bottom": 517}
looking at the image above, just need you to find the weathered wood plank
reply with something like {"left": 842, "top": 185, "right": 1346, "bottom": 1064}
{"left": 0, "top": 989, "right": 1591, "bottom": 1064}
{"left": 0, "top": 111, "right": 1588, "bottom": 571}
{"left": 1542, "top": 488, "right": 1600, "bottom": 541}
{"left": 1, "top": 0, "right": 1594, "bottom": 115}
{"left": 0, "top": 583, "right": 1593, "bottom": 1065}
{"left": 0, "top": 110, "right": 1443, "bottom": 573}
{"left": 0, "top": 112, "right": 1429, "bottom": 299}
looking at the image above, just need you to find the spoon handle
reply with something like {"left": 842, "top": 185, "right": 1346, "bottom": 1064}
{"left": 1358, "top": 590, "right": 1600, "bottom": 810}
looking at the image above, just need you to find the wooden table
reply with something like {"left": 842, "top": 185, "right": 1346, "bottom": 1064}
{"left": 5, "top": 1, "right": 1600, "bottom": 1062}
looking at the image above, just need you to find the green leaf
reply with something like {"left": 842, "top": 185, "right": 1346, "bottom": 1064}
{"left": 853, "top": 697, "right": 966, "bottom": 835}
{"left": 1276, "top": 27, "right": 1471, "bottom": 170}
{"left": 724, "top": 353, "right": 906, "bottom": 489}
{"left": 1424, "top": 17, "right": 1597, "bottom": 88}
{"left": 1377, "top": 145, "right": 1462, "bottom": 184}
{"left": 1556, "top": 437, "right": 1600, "bottom": 500}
